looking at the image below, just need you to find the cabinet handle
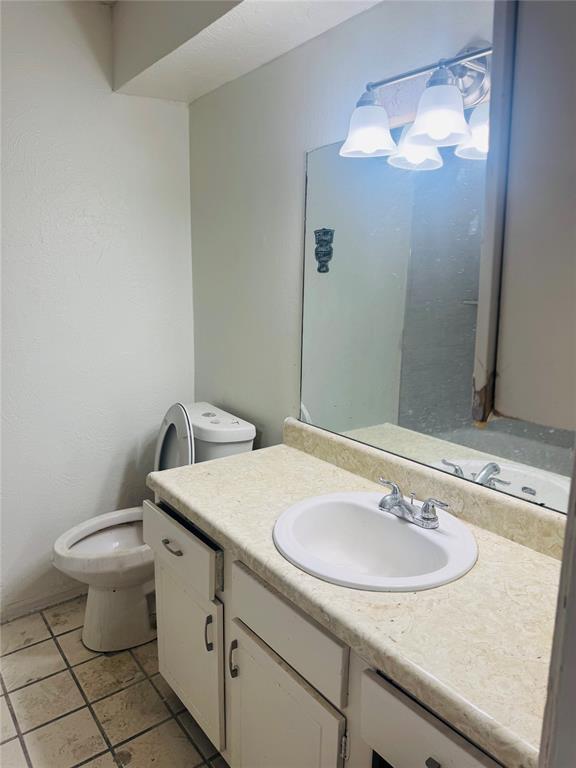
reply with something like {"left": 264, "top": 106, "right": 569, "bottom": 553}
{"left": 425, "top": 759, "right": 441, "bottom": 768}
{"left": 204, "top": 615, "right": 214, "bottom": 652}
{"left": 161, "top": 538, "right": 183, "bottom": 557}
{"left": 228, "top": 639, "right": 239, "bottom": 678}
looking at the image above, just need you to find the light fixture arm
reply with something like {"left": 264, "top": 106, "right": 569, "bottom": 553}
{"left": 365, "top": 45, "right": 492, "bottom": 93}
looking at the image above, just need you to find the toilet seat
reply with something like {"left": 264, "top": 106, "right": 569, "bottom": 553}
{"left": 154, "top": 402, "right": 194, "bottom": 471}
{"left": 53, "top": 507, "right": 153, "bottom": 588}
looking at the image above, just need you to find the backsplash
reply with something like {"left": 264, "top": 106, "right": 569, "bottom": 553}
{"left": 283, "top": 418, "right": 565, "bottom": 560}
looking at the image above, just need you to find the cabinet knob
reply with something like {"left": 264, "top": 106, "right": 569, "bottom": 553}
{"left": 425, "top": 759, "right": 441, "bottom": 768}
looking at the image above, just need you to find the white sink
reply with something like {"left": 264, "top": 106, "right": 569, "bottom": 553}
{"left": 273, "top": 492, "right": 478, "bottom": 591}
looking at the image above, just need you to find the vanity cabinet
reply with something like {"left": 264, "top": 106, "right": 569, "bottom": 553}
{"left": 146, "top": 501, "right": 501, "bottom": 768}
{"left": 228, "top": 618, "right": 347, "bottom": 768}
{"left": 143, "top": 501, "right": 225, "bottom": 751}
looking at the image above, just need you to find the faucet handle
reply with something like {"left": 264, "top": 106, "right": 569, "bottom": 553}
{"left": 378, "top": 478, "right": 402, "bottom": 498}
{"left": 420, "top": 497, "right": 449, "bottom": 520}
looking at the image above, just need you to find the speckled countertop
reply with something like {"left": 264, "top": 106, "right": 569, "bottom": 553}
{"left": 147, "top": 442, "right": 560, "bottom": 768}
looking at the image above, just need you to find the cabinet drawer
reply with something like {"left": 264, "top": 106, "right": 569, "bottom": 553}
{"left": 361, "top": 670, "right": 500, "bottom": 768}
{"left": 232, "top": 562, "right": 349, "bottom": 709}
{"left": 143, "top": 500, "right": 222, "bottom": 600}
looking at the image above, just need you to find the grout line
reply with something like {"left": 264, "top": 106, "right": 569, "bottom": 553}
{"left": 111, "top": 713, "right": 174, "bottom": 751}
{"left": 0, "top": 673, "right": 34, "bottom": 768}
{"left": 1, "top": 634, "right": 54, "bottom": 659}
{"left": 128, "top": 647, "right": 220, "bottom": 764}
{"left": 40, "top": 612, "right": 119, "bottom": 761}
{"left": 16, "top": 703, "right": 87, "bottom": 737}
{"left": 70, "top": 748, "right": 115, "bottom": 768}
{"left": 2, "top": 665, "right": 69, "bottom": 696}
{"left": 7, "top": 606, "right": 222, "bottom": 768}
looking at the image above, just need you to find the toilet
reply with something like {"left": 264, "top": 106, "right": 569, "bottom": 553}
{"left": 53, "top": 402, "right": 255, "bottom": 652}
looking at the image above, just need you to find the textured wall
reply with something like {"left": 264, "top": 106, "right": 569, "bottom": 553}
{"left": 1, "top": 1, "right": 194, "bottom": 619}
{"left": 189, "top": 0, "right": 494, "bottom": 447}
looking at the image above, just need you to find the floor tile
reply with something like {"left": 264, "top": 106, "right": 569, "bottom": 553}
{"left": 1, "top": 638, "right": 66, "bottom": 691}
{"left": 10, "top": 669, "right": 85, "bottom": 733}
{"left": 43, "top": 596, "right": 86, "bottom": 635}
{"left": 115, "top": 720, "right": 203, "bottom": 768}
{"left": 92, "top": 679, "right": 169, "bottom": 745}
{"left": 82, "top": 752, "right": 118, "bottom": 767}
{"left": 131, "top": 640, "right": 158, "bottom": 676}
{"left": 1, "top": 737, "right": 28, "bottom": 767}
{"left": 178, "top": 711, "right": 218, "bottom": 759}
{"left": 24, "top": 708, "right": 106, "bottom": 768}
{"left": 1, "top": 613, "right": 50, "bottom": 656}
{"left": 75, "top": 652, "right": 143, "bottom": 701}
{"left": 150, "top": 674, "right": 185, "bottom": 715}
{"left": 1, "top": 696, "right": 17, "bottom": 742}
{"left": 58, "top": 628, "right": 100, "bottom": 667}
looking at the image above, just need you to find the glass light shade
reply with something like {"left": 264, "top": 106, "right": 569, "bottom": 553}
{"left": 388, "top": 125, "right": 443, "bottom": 171}
{"left": 339, "top": 104, "right": 397, "bottom": 158}
{"left": 410, "top": 84, "right": 471, "bottom": 147}
{"left": 455, "top": 102, "right": 490, "bottom": 160}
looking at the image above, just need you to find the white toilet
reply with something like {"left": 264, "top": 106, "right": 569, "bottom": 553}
{"left": 53, "top": 402, "right": 255, "bottom": 652}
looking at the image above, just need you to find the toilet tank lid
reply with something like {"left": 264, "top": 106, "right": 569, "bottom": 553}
{"left": 183, "top": 402, "right": 256, "bottom": 443}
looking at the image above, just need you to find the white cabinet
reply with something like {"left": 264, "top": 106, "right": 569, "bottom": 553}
{"left": 361, "top": 671, "right": 499, "bottom": 768}
{"left": 228, "top": 619, "right": 346, "bottom": 768}
{"left": 143, "top": 501, "right": 225, "bottom": 750}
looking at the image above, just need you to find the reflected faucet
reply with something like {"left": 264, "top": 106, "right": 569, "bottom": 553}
{"left": 473, "top": 462, "right": 511, "bottom": 489}
{"left": 441, "top": 458, "right": 465, "bottom": 477}
{"left": 378, "top": 479, "right": 447, "bottom": 530}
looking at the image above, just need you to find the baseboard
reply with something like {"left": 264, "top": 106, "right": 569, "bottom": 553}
{"left": 1, "top": 585, "right": 88, "bottom": 624}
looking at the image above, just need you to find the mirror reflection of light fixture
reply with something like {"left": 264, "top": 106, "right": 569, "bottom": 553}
{"left": 455, "top": 101, "right": 490, "bottom": 159}
{"left": 339, "top": 90, "right": 397, "bottom": 158}
{"left": 388, "top": 125, "right": 443, "bottom": 171}
{"left": 409, "top": 65, "right": 471, "bottom": 147}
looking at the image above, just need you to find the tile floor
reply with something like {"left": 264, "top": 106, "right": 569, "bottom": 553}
{"left": 0, "top": 596, "right": 228, "bottom": 768}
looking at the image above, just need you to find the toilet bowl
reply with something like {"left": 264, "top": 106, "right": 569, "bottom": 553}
{"left": 52, "top": 402, "right": 255, "bottom": 652}
{"left": 53, "top": 507, "right": 155, "bottom": 651}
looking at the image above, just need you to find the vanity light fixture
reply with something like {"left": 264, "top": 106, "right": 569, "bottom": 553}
{"left": 455, "top": 101, "right": 490, "bottom": 159}
{"left": 388, "top": 125, "right": 443, "bottom": 171}
{"left": 342, "top": 45, "right": 492, "bottom": 160}
{"left": 339, "top": 90, "right": 397, "bottom": 158}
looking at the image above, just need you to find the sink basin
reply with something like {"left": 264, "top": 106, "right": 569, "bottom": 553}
{"left": 273, "top": 492, "right": 477, "bottom": 591}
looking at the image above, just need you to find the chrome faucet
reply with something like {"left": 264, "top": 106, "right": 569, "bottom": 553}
{"left": 441, "top": 458, "right": 464, "bottom": 477}
{"left": 472, "top": 462, "right": 511, "bottom": 489}
{"left": 378, "top": 479, "right": 448, "bottom": 530}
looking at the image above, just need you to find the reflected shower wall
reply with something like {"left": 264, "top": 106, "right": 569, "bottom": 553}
{"left": 398, "top": 151, "right": 486, "bottom": 434}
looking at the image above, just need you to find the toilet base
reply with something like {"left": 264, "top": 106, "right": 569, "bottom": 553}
{"left": 82, "top": 582, "right": 156, "bottom": 652}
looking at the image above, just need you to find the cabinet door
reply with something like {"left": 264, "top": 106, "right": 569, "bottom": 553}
{"left": 156, "top": 562, "right": 225, "bottom": 750}
{"left": 228, "top": 619, "right": 346, "bottom": 768}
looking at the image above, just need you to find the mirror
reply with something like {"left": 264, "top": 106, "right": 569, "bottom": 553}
{"left": 301, "top": 127, "right": 574, "bottom": 513}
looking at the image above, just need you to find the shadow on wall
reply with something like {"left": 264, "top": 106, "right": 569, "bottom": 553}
{"left": 68, "top": 1, "right": 113, "bottom": 87}
{"left": 110, "top": 428, "right": 158, "bottom": 511}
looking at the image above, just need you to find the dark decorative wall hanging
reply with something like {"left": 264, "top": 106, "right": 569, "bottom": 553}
{"left": 314, "top": 228, "right": 335, "bottom": 273}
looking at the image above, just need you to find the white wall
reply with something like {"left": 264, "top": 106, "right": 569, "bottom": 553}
{"left": 1, "top": 1, "right": 194, "bottom": 620}
{"left": 112, "top": 0, "right": 238, "bottom": 90}
{"left": 189, "top": 0, "right": 493, "bottom": 447}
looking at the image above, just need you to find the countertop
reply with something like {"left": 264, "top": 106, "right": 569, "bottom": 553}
{"left": 147, "top": 443, "right": 560, "bottom": 768}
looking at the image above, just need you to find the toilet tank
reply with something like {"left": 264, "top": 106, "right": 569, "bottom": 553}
{"left": 184, "top": 402, "right": 256, "bottom": 463}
